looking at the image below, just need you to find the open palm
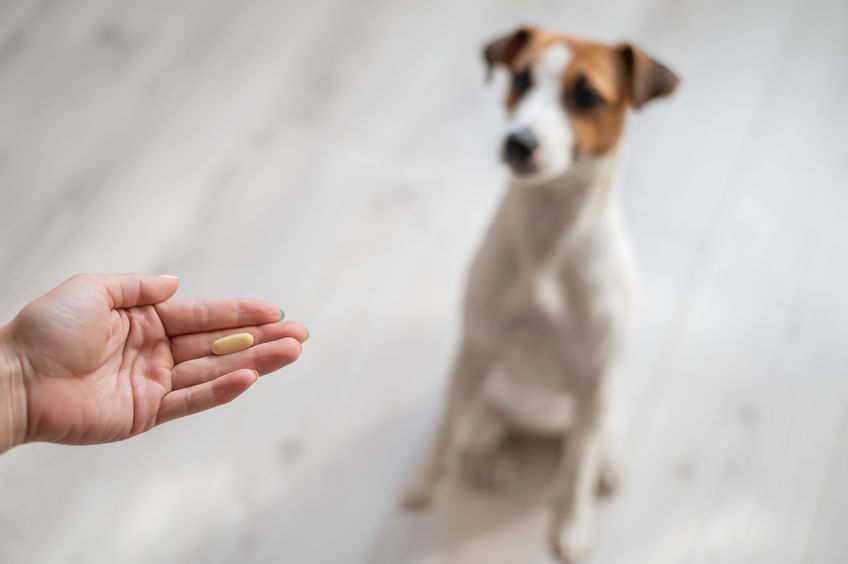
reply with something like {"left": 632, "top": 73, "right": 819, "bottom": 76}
{"left": 7, "top": 273, "right": 306, "bottom": 445}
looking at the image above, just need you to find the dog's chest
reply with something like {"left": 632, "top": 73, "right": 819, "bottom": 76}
{"left": 472, "top": 207, "right": 633, "bottom": 375}
{"left": 514, "top": 250, "right": 626, "bottom": 346}
{"left": 533, "top": 258, "right": 567, "bottom": 318}
{"left": 519, "top": 188, "right": 617, "bottom": 324}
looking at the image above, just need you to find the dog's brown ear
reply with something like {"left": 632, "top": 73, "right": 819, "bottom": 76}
{"left": 483, "top": 27, "right": 534, "bottom": 81}
{"left": 617, "top": 43, "right": 679, "bottom": 109}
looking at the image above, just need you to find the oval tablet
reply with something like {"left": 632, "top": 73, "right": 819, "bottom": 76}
{"left": 211, "top": 333, "right": 254, "bottom": 355}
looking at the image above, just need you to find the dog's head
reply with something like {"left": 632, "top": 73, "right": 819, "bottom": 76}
{"left": 484, "top": 27, "right": 679, "bottom": 184}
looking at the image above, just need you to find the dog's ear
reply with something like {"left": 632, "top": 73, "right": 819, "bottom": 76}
{"left": 616, "top": 43, "right": 679, "bottom": 109}
{"left": 483, "top": 27, "right": 534, "bottom": 81}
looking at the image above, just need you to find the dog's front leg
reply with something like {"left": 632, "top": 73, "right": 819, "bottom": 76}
{"left": 402, "top": 339, "right": 489, "bottom": 509}
{"left": 547, "top": 389, "right": 606, "bottom": 563}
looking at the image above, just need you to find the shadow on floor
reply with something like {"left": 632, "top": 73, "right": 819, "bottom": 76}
{"left": 365, "top": 435, "right": 565, "bottom": 564}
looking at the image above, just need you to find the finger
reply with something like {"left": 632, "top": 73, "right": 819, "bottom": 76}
{"left": 155, "top": 298, "right": 283, "bottom": 337}
{"left": 156, "top": 368, "right": 258, "bottom": 425}
{"left": 85, "top": 273, "right": 180, "bottom": 309}
{"left": 170, "top": 320, "right": 309, "bottom": 364}
{"left": 172, "top": 337, "right": 302, "bottom": 390}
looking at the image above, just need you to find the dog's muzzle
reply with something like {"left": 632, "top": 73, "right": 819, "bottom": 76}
{"left": 503, "top": 128, "right": 538, "bottom": 172}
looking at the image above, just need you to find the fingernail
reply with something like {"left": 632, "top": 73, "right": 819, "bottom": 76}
{"left": 305, "top": 326, "right": 310, "bottom": 341}
{"left": 279, "top": 308, "right": 285, "bottom": 321}
{"left": 252, "top": 370, "right": 260, "bottom": 380}
{"left": 159, "top": 274, "right": 179, "bottom": 280}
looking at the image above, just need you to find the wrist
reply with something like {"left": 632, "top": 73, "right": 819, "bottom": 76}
{"left": 0, "top": 322, "right": 27, "bottom": 454}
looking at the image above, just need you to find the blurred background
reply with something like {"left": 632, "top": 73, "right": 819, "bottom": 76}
{"left": 1, "top": 0, "right": 846, "bottom": 562}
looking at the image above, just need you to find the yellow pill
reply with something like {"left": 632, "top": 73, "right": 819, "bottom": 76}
{"left": 211, "top": 333, "right": 254, "bottom": 355}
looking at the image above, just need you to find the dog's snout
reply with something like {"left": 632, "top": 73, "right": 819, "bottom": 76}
{"left": 504, "top": 129, "right": 538, "bottom": 165}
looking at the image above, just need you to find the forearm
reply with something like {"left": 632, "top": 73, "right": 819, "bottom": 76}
{"left": 0, "top": 322, "right": 27, "bottom": 454}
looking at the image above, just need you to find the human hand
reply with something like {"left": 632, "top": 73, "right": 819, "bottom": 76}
{"left": 0, "top": 273, "right": 307, "bottom": 452}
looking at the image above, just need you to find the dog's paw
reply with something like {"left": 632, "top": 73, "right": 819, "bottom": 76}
{"left": 463, "top": 448, "right": 516, "bottom": 491}
{"left": 549, "top": 519, "right": 593, "bottom": 564}
{"left": 596, "top": 458, "right": 621, "bottom": 498}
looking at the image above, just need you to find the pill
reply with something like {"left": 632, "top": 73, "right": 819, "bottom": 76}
{"left": 211, "top": 333, "right": 254, "bottom": 355}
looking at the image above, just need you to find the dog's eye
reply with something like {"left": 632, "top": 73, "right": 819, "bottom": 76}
{"left": 512, "top": 66, "right": 532, "bottom": 98}
{"left": 570, "top": 76, "right": 606, "bottom": 111}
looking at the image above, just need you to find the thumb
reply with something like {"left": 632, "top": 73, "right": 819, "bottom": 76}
{"left": 98, "top": 273, "right": 180, "bottom": 309}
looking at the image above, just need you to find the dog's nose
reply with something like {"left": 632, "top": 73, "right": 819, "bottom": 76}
{"left": 504, "top": 129, "right": 538, "bottom": 165}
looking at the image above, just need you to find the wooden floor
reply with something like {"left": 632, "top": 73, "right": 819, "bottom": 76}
{"left": 1, "top": 0, "right": 847, "bottom": 562}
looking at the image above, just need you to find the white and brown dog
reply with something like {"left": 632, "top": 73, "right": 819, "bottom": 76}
{"left": 403, "top": 27, "right": 679, "bottom": 562}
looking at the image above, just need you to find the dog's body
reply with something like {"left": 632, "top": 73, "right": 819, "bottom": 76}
{"left": 404, "top": 27, "right": 678, "bottom": 563}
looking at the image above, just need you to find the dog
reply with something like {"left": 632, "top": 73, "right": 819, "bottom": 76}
{"left": 402, "top": 26, "right": 679, "bottom": 563}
